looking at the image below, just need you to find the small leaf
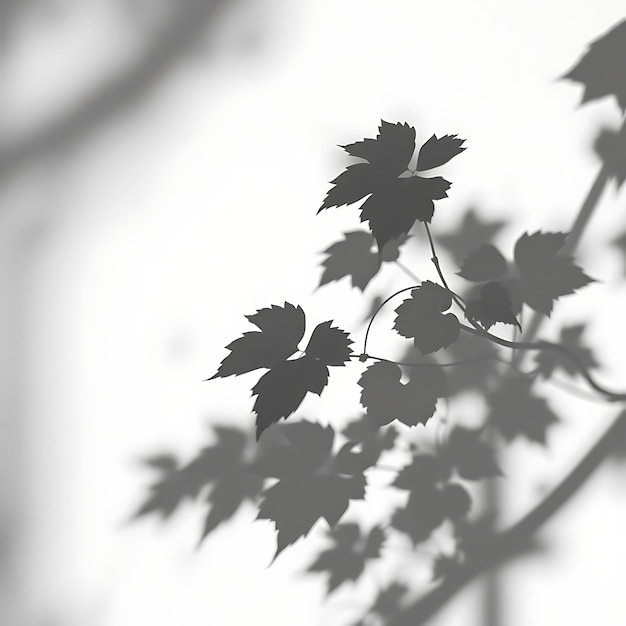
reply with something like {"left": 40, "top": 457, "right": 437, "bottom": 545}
{"left": 465, "top": 281, "right": 521, "bottom": 330}
{"left": 393, "top": 281, "right": 460, "bottom": 354}
{"left": 442, "top": 427, "right": 501, "bottom": 481}
{"left": 486, "top": 375, "right": 560, "bottom": 444}
{"left": 416, "top": 134, "right": 466, "bottom": 171}
{"left": 256, "top": 421, "right": 366, "bottom": 557}
{"left": 252, "top": 356, "right": 329, "bottom": 439}
{"left": 306, "top": 523, "right": 385, "bottom": 593}
{"left": 437, "top": 208, "right": 507, "bottom": 266}
{"left": 304, "top": 321, "right": 353, "bottom": 366}
{"left": 358, "top": 361, "right": 447, "bottom": 428}
{"left": 514, "top": 231, "right": 594, "bottom": 315}
{"left": 457, "top": 244, "right": 508, "bottom": 282}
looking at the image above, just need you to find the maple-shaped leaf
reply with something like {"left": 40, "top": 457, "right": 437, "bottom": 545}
{"left": 465, "top": 281, "right": 521, "bottom": 331}
{"left": 514, "top": 231, "right": 594, "bottom": 315}
{"left": 391, "top": 453, "right": 472, "bottom": 545}
{"left": 319, "top": 121, "right": 463, "bottom": 252}
{"left": 210, "top": 303, "right": 305, "bottom": 378}
{"left": 135, "top": 426, "right": 264, "bottom": 538}
{"left": 440, "top": 426, "right": 501, "bottom": 481}
{"left": 562, "top": 19, "right": 626, "bottom": 111}
{"left": 486, "top": 375, "right": 560, "bottom": 444}
{"left": 211, "top": 304, "right": 353, "bottom": 439}
{"left": 341, "top": 414, "right": 398, "bottom": 467}
{"left": 306, "top": 523, "right": 385, "bottom": 593}
{"left": 358, "top": 361, "right": 447, "bottom": 428}
{"left": 457, "top": 244, "right": 508, "bottom": 282}
{"left": 393, "top": 281, "right": 460, "bottom": 354}
{"left": 416, "top": 134, "right": 466, "bottom": 171}
{"left": 534, "top": 324, "right": 600, "bottom": 379}
{"left": 437, "top": 208, "right": 507, "bottom": 267}
{"left": 256, "top": 421, "right": 366, "bottom": 557}
{"left": 594, "top": 123, "right": 626, "bottom": 187}
{"left": 319, "top": 231, "right": 409, "bottom": 291}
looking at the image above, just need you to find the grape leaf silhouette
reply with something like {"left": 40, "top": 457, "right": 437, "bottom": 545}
{"left": 534, "top": 324, "right": 600, "bottom": 379}
{"left": 318, "top": 120, "right": 464, "bottom": 252}
{"left": 486, "top": 375, "right": 560, "bottom": 444}
{"left": 341, "top": 414, "right": 398, "bottom": 467}
{"left": 457, "top": 244, "right": 509, "bottom": 282}
{"left": 210, "top": 303, "right": 305, "bottom": 378}
{"left": 391, "top": 453, "right": 471, "bottom": 545}
{"left": 135, "top": 426, "right": 264, "bottom": 538}
{"left": 594, "top": 123, "right": 626, "bottom": 187}
{"left": 358, "top": 361, "right": 447, "bottom": 428}
{"left": 393, "top": 281, "right": 460, "bottom": 353}
{"left": 437, "top": 208, "right": 507, "bottom": 267}
{"left": 458, "top": 232, "right": 593, "bottom": 316}
{"left": 514, "top": 231, "right": 594, "bottom": 315}
{"left": 440, "top": 426, "right": 501, "bottom": 481}
{"left": 210, "top": 303, "right": 352, "bottom": 439}
{"left": 319, "top": 231, "right": 409, "bottom": 291}
{"left": 563, "top": 18, "right": 626, "bottom": 111}
{"left": 255, "top": 420, "right": 367, "bottom": 557}
{"left": 465, "top": 281, "right": 521, "bottom": 330}
{"left": 306, "top": 523, "right": 385, "bottom": 593}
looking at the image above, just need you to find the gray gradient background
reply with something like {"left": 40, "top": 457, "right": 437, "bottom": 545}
{"left": 1, "top": 1, "right": 626, "bottom": 624}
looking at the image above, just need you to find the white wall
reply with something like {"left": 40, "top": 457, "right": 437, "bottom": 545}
{"left": 2, "top": 1, "right": 626, "bottom": 624}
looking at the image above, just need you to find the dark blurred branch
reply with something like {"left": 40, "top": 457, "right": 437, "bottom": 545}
{"left": 389, "top": 410, "right": 626, "bottom": 625}
{"left": 0, "top": 0, "right": 233, "bottom": 183}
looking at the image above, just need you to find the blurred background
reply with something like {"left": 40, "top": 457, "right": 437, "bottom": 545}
{"left": 2, "top": 1, "right": 626, "bottom": 624}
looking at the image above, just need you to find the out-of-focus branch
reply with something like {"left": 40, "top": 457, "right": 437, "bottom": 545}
{"left": 388, "top": 410, "right": 626, "bottom": 625}
{"left": 0, "top": 0, "right": 235, "bottom": 183}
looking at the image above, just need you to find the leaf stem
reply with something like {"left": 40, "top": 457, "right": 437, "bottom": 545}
{"left": 357, "top": 353, "right": 498, "bottom": 369}
{"left": 459, "top": 323, "right": 626, "bottom": 402}
{"left": 362, "top": 285, "right": 420, "bottom": 356}
{"left": 423, "top": 222, "right": 467, "bottom": 313}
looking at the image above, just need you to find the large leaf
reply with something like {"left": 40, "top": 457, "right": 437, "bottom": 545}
{"left": 256, "top": 421, "right": 366, "bottom": 557}
{"left": 319, "top": 121, "right": 463, "bottom": 252}
{"left": 514, "top": 231, "right": 594, "bottom": 315}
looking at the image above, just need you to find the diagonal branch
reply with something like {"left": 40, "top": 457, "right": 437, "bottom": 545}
{"left": 389, "top": 410, "right": 626, "bottom": 625}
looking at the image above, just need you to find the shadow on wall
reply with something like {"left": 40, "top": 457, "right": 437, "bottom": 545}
{"left": 133, "top": 15, "right": 626, "bottom": 626}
